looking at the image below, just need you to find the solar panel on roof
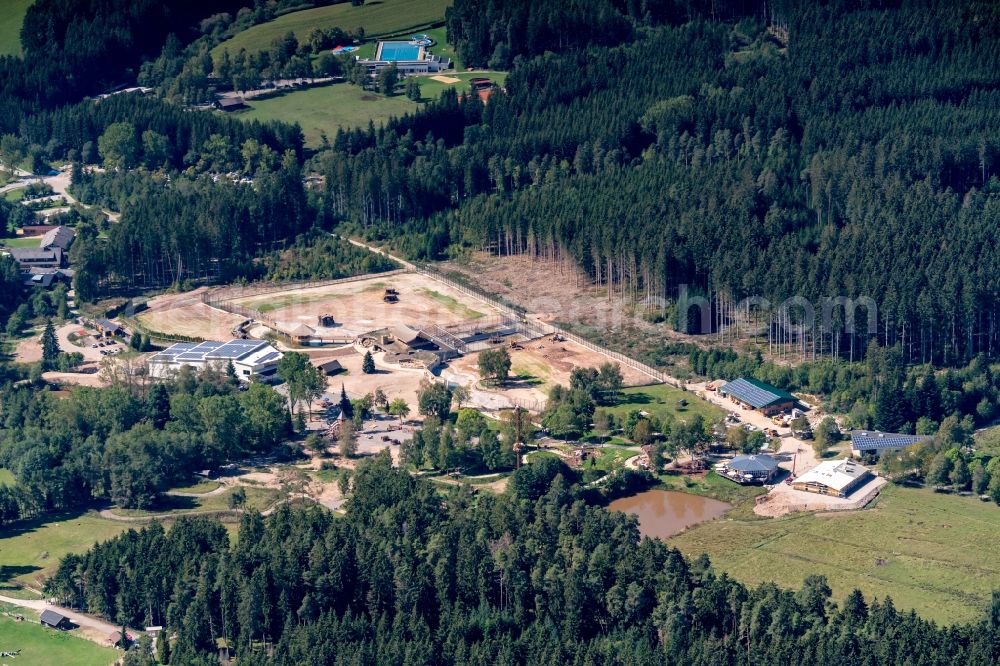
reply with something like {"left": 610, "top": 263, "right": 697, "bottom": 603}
{"left": 850, "top": 431, "right": 924, "bottom": 450}
{"left": 254, "top": 351, "right": 281, "bottom": 363}
{"left": 722, "top": 379, "right": 782, "bottom": 408}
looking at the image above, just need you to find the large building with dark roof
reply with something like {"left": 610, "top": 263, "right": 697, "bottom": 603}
{"left": 148, "top": 340, "right": 282, "bottom": 381}
{"left": 718, "top": 378, "right": 797, "bottom": 415}
{"left": 719, "top": 454, "right": 781, "bottom": 484}
{"left": 40, "top": 225, "right": 75, "bottom": 251}
{"left": 850, "top": 430, "right": 927, "bottom": 458}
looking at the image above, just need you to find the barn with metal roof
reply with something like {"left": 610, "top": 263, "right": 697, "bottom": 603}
{"left": 850, "top": 430, "right": 927, "bottom": 457}
{"left": 718, "top": 378, "right": 798, "bottom": 415}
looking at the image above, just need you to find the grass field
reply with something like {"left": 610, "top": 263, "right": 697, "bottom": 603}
{"left": 110, "top": 485, "right": 279, "bottom": 518}
{"left": 235, "top": 84, "right": 417, "bottom": 146}
{"left": 3, "top": 187, "right": 26, "bottom": 202}
{"left": 211, "top": 0, "right": 450, "bottom": 59}
{"left": 974, "top": 424, "right": 1000, "bottom": 455}
{"left": 2, "top": 235, "right": 41, "bottom": 248}
{"left": 0, "top": 0, "right": 32, "bottom": 57}
{"left": 0, "top": 513, "right": 133, "bottom": 589}
{"left": 0, "top": 614, "right": 117, "bottom": 666}
{"left": 604, "top": 383, "right": 725, "bottom": 425}
{"left": 233, "top": 71, "right": 506, "bottom": 147}
{"left": 670, "top": 484, "right": 1000, "bottom": 625}
{"left": 168, "top": 479, "right": 223, "bottom": 494}
{"left": 417, "top": 71, "right": 508, "bottom": 101}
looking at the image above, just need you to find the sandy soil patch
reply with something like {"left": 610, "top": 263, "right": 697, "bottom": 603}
{"left": 314, "top": 346, "right": 431, "bottom": 411}
{"left": 430, "top": 75, "right": 460, "bottom": 84}
{"left": 228, "top": 272, "right": 498, "bottom": 338}
{"left": 15, "top": 332, "right": 42, "bottom": 362}
{"left": 138, "top": 288, "right": 244, "bottom": 340}
{"left": 42, "top": 370, "right": 105, "bottom": 387}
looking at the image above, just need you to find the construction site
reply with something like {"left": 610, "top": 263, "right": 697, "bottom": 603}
{"left": 124, "top": 267, "right": 665, "bottom": 415}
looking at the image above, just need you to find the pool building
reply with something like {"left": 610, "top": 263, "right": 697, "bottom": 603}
{"left": 356, "top": 36, "right": 451, "bottom": 75}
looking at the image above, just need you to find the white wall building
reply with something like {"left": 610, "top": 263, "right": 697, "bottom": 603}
{"left": 148, "top": 340, "right": 282, "bottom": 381}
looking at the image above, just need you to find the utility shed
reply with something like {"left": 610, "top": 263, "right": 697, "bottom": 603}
{"left": 719, "top": 378, "right": 797, "bottom": 415}
{"left": 40, "top": 608, "right": 70, "bottom": 629}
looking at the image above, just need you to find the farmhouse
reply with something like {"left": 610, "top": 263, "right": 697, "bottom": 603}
{"left": 718, "top": 378, "right": 797, "bottom": 416}
{"left": 40, "top": 609, "right": 70, "bottom": 630}
{"left": 148, "top": 339, "right": 282, "bottom": 381}
{"left": 719, "top": 454, "right": 780, "bottom": 484}
{"left": 850, "top": 430, "right": 927, "bottom": 458}
{"left": 40, "top": 225, "right": 75, "bottom": 251}
{"left": 7, "top": 246, "right": 63, "bottom": 269}
{"left": 792, "top": 459, "right": 871, "bottom": 498}
{"left": 215, "top": 96, "right": 247, "bottom": 111}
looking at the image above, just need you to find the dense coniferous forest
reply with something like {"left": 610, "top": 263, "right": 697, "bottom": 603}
{"left": 46, "top": 456, "right": 1000, "bottom": 665}
{"left": 317, "top": 0, "right": 1000, "bottom": 368}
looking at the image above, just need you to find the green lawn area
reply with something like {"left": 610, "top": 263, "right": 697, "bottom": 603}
{"left": 0, "top": 614, "right": 118, "bottom": 666}
{"left": 670, "top": 484, "right": 1000, "bottom": 625}
{"left": 657, "top": 470, "right": 766, "bottom": 514}
{"left": 168, "top": 478, "right": 223, "bottom": 494}
{"left": 3, "top": 187, "right": 26, "bottom": 202}
{"left": 234, "top": 83, "right": 418, "bottom": 147}
{"left": 604, "top": 383, "right": 725, "bottom": 425}
{"left": 3, "top": 235, "right": 41, "bottom": 248}
{"left": 0, "top": 0, "right": 32, "bottom": 57}
{"left": 109, "top": 485, "right": 280, "bottom": 518}
{"left": 0, "top": 513, "right": 133, "bottom": 589}
{"left": 413, "top": 71, "right": 507, "bottom": 101}
{"left": 232, "top": 71, "right": 507, "bottom": 148}
{"left": 974, "top": 424, "right": 1000, "bottom": 455}
{"left": 211, "top": 0, "right": 450, "bottom": 59}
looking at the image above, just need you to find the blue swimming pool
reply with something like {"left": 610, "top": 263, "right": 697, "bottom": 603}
{"left": 377, "top": 41, "right": 421, "bottom": 61}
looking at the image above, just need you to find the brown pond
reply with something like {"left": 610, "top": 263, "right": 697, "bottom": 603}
{"left": 609, "top": 490, "right": 731, "bottom": 539}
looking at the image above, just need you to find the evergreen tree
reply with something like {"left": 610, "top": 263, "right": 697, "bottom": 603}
{"left": 40, "top": 319, "right": 60, "bottom": 365}
{"left": 362, "top": 350, "right": 375, "bottom": 374}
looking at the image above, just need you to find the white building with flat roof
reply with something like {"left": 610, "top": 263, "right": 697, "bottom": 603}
{"left": 792, "top": 459, "right": 871, "bottom": 498}
{"left": 148, "top": 340, "right": 282, "bottom": 381}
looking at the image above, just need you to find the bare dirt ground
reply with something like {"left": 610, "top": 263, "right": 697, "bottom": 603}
{"left": 138, "top": 288, "right": 244, "bottom": 339}
{"left": 442, "top": 253, "right": 692, "bottom": 341}
{"left": 305, "top": 345, "right": 431, "bottom": 410}
{"left": 447, "top": 334, "right": 654, "bottom": 409}
{"left": 228, "top": 272, "right": 498, "bottom": 338}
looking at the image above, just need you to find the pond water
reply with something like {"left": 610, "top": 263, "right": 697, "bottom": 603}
{"left": 609, "top": 490, "right": 731, "bottom": 539}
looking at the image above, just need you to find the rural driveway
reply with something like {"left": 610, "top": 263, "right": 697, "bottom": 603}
{"left": 690, "top": 381, "right": 821, "bottom": 475}
{"left": 0, "top": 593, "right": 134, "bottom": 642}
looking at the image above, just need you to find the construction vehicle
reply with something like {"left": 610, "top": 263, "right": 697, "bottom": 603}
{"left": 383, "top": 288, "right": 399, "bottom": 303}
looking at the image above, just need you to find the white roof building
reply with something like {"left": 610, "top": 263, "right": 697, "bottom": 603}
{"left": 792, "top": 459, "right": 871, "bottom": 498}
{"left": 148, "top": 340, "right": 282, "bottom": 381}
